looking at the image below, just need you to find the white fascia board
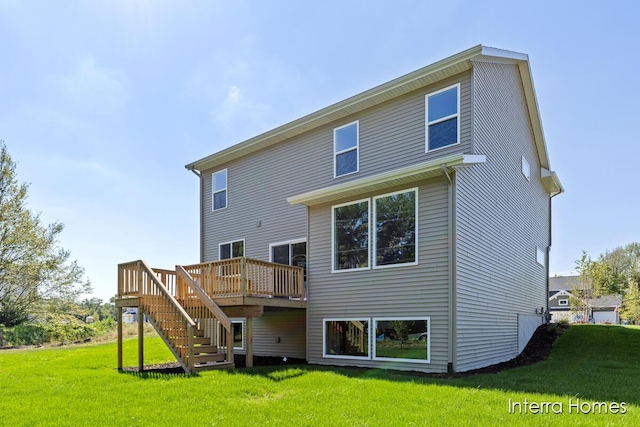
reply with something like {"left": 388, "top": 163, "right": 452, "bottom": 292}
{"left": 541, "top": 168, "right": 564, "bottom": 196}
{"left": 549, "top": 290, "right": 575, "bottom": 301}
{"left": 287, "top": 153, "right": 485, "bottom": 206}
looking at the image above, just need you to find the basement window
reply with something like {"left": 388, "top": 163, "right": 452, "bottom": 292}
{"left": 323, "top": 319, "right": 370, "bottom": 359}
{"left": 373, "top": 317, "right": 430, "bottom": 363}
{"left": 217, "top": 320, "right": 244, "bottom": 350}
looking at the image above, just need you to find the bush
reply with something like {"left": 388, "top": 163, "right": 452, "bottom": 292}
{"left": 3, "top": 317, "right": 117, "bottom": 346}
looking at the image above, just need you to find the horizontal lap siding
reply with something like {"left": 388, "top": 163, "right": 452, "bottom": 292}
{"left": 454, "top": 62, "right": 549, "bottom": 372}
{"left": 307, "top": 178, "right": 451, "bottom": 373}
{"left": 201, "top": 71, "right": 472, "bottom": 262}
{"left": 244, "top": 310, "right": 306, "bottom": 359}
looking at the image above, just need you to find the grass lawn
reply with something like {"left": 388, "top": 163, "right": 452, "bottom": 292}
{"left": 1, "top": 325, "right": 638, "bottom": 426}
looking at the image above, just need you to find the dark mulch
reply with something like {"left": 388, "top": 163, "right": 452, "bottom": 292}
{"left": 120, "top": 323, "right": 567, "bottom": 377}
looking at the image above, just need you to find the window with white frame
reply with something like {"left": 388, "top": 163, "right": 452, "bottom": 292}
{"left": 332, "top": 189, "right": 418, "bottom": 272}
{"left": 536, "top": 247, "right": 545, "bottom": 266}
{"left": 373, "top": 317, "right": 430, "bottom": 363}
{"left": 217, "top": 320, "right": 244, "bottom": 350}
{"left": 558, "top": 299, "right": 569, "bottom": 306}
{"left": 521, "top": 156, "right": 531, "bottom": 181}
{"left": 334, "top": 121, "right": 359, "bottom": 177}
{"left": 426, "top": 84, "right": 459, "bottom": 151}
{"left": 270, "top": 240, "right": 307, "bottom": 280}
{"left": 332, "top": 199, "right": 369, "bottom": 271}
{"left": 323, "top": 319, "right": 369, "bottom": 359}
{"left": 219, "top": 240, "right": 244, "bottom": 260}
{"left": 212, "top": 169, "right": 227, "bottom": 211}
{"left": 374, "top": 189, "right": 417, "bottom": 267}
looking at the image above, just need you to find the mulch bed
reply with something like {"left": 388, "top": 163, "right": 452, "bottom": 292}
{"left": 120, "top": 323, "right": 567, "bottom": 377}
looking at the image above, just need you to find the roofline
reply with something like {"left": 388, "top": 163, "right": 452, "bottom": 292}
{"left": 186, "top": 45, "right": 555, "bottom": 177}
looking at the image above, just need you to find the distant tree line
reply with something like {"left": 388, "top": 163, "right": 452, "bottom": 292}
{"left": 570, "top": 243, "right": 640, "bottom": 324}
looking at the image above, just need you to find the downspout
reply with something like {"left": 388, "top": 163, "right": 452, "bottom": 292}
{"left": 305, "top": 204, "right": 310, "bottom": 362}
{"left": 442, "top": 164, "right": 455, "bottom": 374}
{"left": 187, "top": 167, "right": 204, "bottom": 263}
{"left": 546, "top": 190, "right": 560, "bottom": 322}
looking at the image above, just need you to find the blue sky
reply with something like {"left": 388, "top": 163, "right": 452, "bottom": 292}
{"left": 1, "top": 1, "right": 639, "bottom": 301}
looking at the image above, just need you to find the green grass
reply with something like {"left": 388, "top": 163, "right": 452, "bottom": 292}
{"left": 0, "top": 325, "right": 638, "bottom": 426}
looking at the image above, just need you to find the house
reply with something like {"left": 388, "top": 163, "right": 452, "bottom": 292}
{"left": 116, "top": 45, "right": 563, "bottom": 374}
{"left": 549, "top": 276, "right": 621, "bottom": 324}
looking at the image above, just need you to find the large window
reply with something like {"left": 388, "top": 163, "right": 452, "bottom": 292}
{"left": 270, "top": 240, "right": 307, "bottom": 280}
{"left": 217, "top": 320, "right": 244, "bottom": 350}
{"left": 212, "top": 169, "right": 228, "bottom": 211}
{"left": 219, "top": 239, "right": 244, "bottom": 260}
{"left": 373, "top": 189, "right": 417, "bottom": 267}
{"left": 373, "top": 317, "right": 430, "bottom": 363}
{"left": 332, "top": 199, "right": 369, "bottom": 271}
{"left": 332, "top": 189, "right": 417, "bottom": 272}
{"left": 334, "top": 121, "right": 359, "bottom": 177}
{"left": 426, "top": 84, "right": 459, "bottom": 151}
{"left": 323, "top": 319, "right": 369, "bottom": 359}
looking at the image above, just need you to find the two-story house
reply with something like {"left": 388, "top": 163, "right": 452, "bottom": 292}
{"left": 116, "top": 45, "right": 562, "bottom": 374}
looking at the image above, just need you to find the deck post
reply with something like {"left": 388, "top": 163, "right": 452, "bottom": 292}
{"left": 246, "top": 317, "right": 253, "bottom": 368}
{"left": 117, "top": 306, "right": 123, "bottom": 370}
{"left": 138, "top": 308, "right": 144, "bottom": 372}
{"left": 240, "top": 257, "right": 247, "bottom": 296}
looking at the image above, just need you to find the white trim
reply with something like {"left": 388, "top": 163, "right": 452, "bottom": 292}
{"left": 268, "top": 238, "right": 307, "bottom": 262}
{"left": 372, "top": 317, "right": 431, "bottom": 364}
{"left": 212, "top": 169, "right": 228, "bottom": 211}
{"left": 322, "top": 318, "right": 371, "bottom": 360}
{"left": 219, "top": 239, "right": 245, "bottom": 260}
{"left": 331, "top": 198, "right": 371, "bottom": 273}
{"left": 372, "top": 188, "right": 419, "bottom": 269}
{"left": 558, "top": 299, "right": 569, "bottom": 306}
{"left": 333, "top": 120, "right": 360, "bottom": 178}
{"left": 425, "top": 83, "right": 460, "bottom": 153}
{"left": 521, "top": 156, "right": 530, "bottom": 181}
{"left": 288, "top": 153, "right": 485, "bottom": 206}
{"left": 548, "top": 289, "right": 576, "bottom": 301}
{"left": 217, "top": 319, "right": 245, "bottom": 350}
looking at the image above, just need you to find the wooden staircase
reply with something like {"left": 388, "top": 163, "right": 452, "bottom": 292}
{"left": 118, "top": 260, "right": 234, "bottom": 373}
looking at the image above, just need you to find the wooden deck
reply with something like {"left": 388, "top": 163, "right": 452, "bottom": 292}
{"left": 116, "top": 258, "right": 305, "bottom": 373}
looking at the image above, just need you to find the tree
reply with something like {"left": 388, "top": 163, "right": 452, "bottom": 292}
{"left": 595, "top": 243, "right": 640, "bottom": 294}
{"left": 569, "top": 251, "right": 601, "bottom": 321}
{"left": 0, "top": 141, "right": 91, "bottom": 326}
{"left": 390, "top": 320, "right": 414, "bottom": 347}
{"left": 620, "top": 279, "right": 640, "bottom": 325}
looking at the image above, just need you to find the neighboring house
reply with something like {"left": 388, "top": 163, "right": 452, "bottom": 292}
{"left": 548, "top": 276, "right": 621, "bottom": 324}
{"left": 116, "top": 45, "right": 563, "bottom": 374}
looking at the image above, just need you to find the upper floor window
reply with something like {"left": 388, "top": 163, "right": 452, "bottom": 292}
{"left": 536, "top": 247, "right": 545, "bottom": 266}
{"left": 212, "top": 169, "right": 227, "bottom": 211}
{"left": 334, "top": 121, "right": 359, "bottom": 177}
{"left": 558, "top": 299, "right": 569, "bottom": 306}
{"left": 220, "top": 239, "right": 244, "bottom": 260}
{"left": 426, "top": 84, "right": 459, "bottom": 152}
{"left": 521, "top": 156, "right": 531, "bottom": 181}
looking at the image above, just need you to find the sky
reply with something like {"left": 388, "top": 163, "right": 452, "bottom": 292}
{"left": 1, "top": 1, "right": 639, "bottom": 301}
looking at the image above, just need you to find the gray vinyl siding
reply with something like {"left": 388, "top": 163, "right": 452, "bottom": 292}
{"left": 306, "top": 177, "right": 451, "bottom": 373}
{"left": 200, "top": 71, "right": 472, "bottom": 263}
{"left": 233, "top": 309, "right": 307, "bottom": 359}
{"left": 454, "top": 61, "right": 549, "bottom": 372}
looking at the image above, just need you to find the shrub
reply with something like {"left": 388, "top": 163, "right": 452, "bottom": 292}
{"left": 3, "top": 317, "right": 117, "bottom": 346}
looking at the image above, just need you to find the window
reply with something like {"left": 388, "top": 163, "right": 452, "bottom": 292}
{"left": 521, "top": 156, "right": 531, "bottom": 181}
{"left": 332, "top": 199, "right": 370, "bottom": 271}
{"left": 219, "top": 240, "right": 244, "bottom": 260}
{"left": 212, "top": 169, "right": 227, "bottom": 211}
{"left": 270, "top": 240, "right": 307, "bottom": 280}
{"left": 536, "top": 247, "right": 545, "bottom": 266}
{"left": 373, "top": 189, "right": 417, "bottom": 267}
{"left": 558, "top": 299, "right": 569, "bottom": 306}
{"left": 373, "top": 317, "right": 430, "bottom": 363}
{"left": 334, "top": 121, "right": 359, "bottom": 177}
{"left": 217, "top": 320, "right": 244, "bottom": 350}
{"left": 323, "top": 319, "right": 370, "bottom": 359}
{"left": 332, "top": 189, "right": 418, "bottom": 272}
{"left": 426, "top": 84, "right": 459, "bottom": 151}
